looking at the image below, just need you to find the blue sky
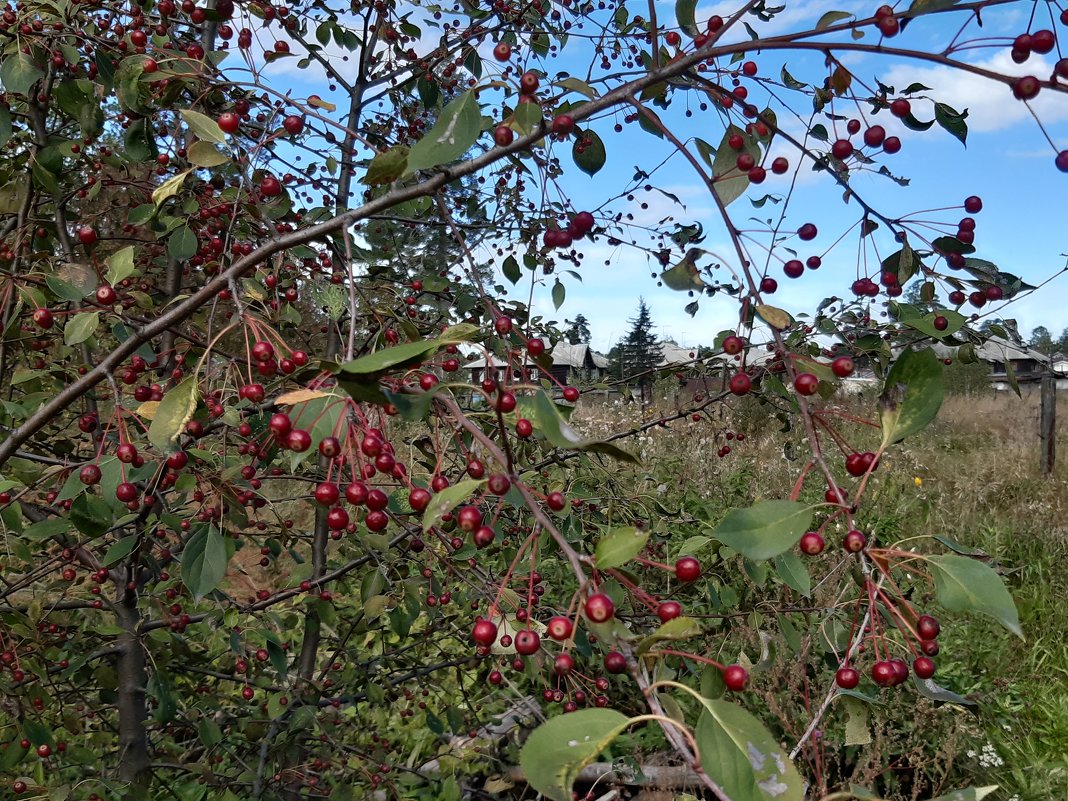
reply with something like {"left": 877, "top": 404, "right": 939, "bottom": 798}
{"left": 245, "top": 0, "right": 1068, "bottom": 352}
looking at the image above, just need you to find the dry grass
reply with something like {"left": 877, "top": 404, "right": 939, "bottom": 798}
{"left": 573, "top": 388, "right": 1068, "bottom": 800}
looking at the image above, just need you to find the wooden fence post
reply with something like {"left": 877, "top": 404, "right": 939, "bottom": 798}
{"left": 1040, "top": 374, "right": 1056, "bottom": 476}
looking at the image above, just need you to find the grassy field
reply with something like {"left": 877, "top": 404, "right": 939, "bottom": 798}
{"left": 571, "top": 387, "right": 1068, "bottom": 801}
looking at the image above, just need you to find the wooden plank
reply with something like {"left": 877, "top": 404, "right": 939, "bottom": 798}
{"left": 1040, "top": 375, "right": 1056, "bottom": 476}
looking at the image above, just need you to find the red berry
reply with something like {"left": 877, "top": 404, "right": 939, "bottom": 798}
{"left": 514, "top": 629, "right": 540, "bottom": 655}
{"left": 547, "top": 616, "right": 573, "bottom": 641}
{"left": 871, "top": 660, "right": 896, "bottom": 687}
{"left": 722, "top": 335, "right": 745, "bottom": 355}
{"left": 472, "top": 619, "right": 498, "bottom": 646}
{"left": 964, "top": 195, "right": 983, "bottom": 213}
{"left": 675, "top": 556, "right": 701, "bottom": 582}
{"left": 493, "top": 41, "right": 511, "bottom": 61}
{"left": 656, "top": 601, "right": 683, "bottom": 622}
{"left": 493, "top": 125, "right": 514, "bottom": 147}
{"left": 604, "top": 650, "right": 627, "bottom": 673}
{"left": 863, "top": 125, "right": 886, "bottom": 148}
{"left": 832, "top": 356, "right": 854, "bottom": 377}
{"left": 843, "top": 529, "right": 867, "bottom": 552}
{"left": 723, "top": 664, "right": 749, "bottom": 691}
{"left": 831, "top": 139, "right": 853, "bottom": 160}
{"left": 519, "top": 71, "right": 539, "bottom": 94}
{"left": 916, "top": 614, "right": 941, "bottom": 640}
{"left": 282, "top": 115, "right": 304, "bottom": 135}
{"left": 218, "top": 112, "right": 240, "bottom": 133}
{"left": 799, "top": 531, "right": 825, "bottom": 555}
{"left": 729, "top": 372, "right": 752, "bottom": 396}
{"left": 793, "top": 372, "right": 819, "bottom": 396}
{"left": 913, "top": 656, "right": 936, "bottom": 679}
{"left": 32, "top": 307, "right": 54, "bottom": 329}
{"left": 835, "top": 667, "right": 860, "bottom": 689}
{"left": 552, "top": 115, "right": 575, "bottom": 136}
{"left": 585, "top": 592, "right": 615, "bottom": 623}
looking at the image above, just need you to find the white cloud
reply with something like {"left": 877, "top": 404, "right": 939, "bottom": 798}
{"left": 879, "top": 51, "right": 1068, "bottom": 133}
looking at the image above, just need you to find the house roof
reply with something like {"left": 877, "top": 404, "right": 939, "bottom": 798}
{"left": 932, "top": 335, "right": 1050, "bottom": 364}
{"left": 658, "top": 342, "right": 698, "bottom": 366}
{"left": 463, "top": 342, "right": 610, "bottom": 371}
{"left": 549, "top": 342, "right": 594, "bottom": 368}
{"left": 462, "top": 353, "right": 534, "bottom": 370}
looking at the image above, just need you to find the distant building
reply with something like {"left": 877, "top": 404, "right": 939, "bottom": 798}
{"left": 463, "top": 342, "right": 609, "bottom": 386}
{"left": 657, "top": 342, "right": 698, "bottom": 367}
{"left": 545, "top": 343, "right": 609, "bottom": 384}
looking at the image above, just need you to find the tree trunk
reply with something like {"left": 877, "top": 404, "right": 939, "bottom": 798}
{"left": 116, "top": 588, "right": 151, "bottom": 799}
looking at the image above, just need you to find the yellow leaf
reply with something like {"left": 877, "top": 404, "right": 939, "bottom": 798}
{"left": 755, "top": 304, "right": 792, "bottom": 330}
{"left": 136, "top": 401, "right": 160, "bottom": 419}
{"left": 308, "top": 95, "right": 336, "bottom": 112}
{"left": 274, "top": 388, "right": 334, "bottom": 405}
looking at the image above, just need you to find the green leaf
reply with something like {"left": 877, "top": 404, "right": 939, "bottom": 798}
{"left": 149, "top": 378, "right": 199, "bottom": 453}
{"left": 0, "top": 105, "right": 12, "bottom": 149}
{"left": 773, "top": 552, "right": 811, "bottom": 596}
{"left": 594, "top": 526, "right": 649, "bottom": 569}
{"left": 519, "top": 709, "right": 631, "bottom": 801}
{"left": 336, "top": 339, "right": 443, "bottom": 380}
{"left": 927, "top": 553, "right": 1022, "bottom": 638}
{"left": 927, "top": 788, "right": 999, "bottom": 801}
{"left": 181, "top": 525, "right": 227, "bottom": 600}
{"left": 912, "top": 673, "right": 976, "bottom": 706}
{"left": 103, "top": 535, "right": 139, "bottom": 566}
{"left": 843, "top": 698, "right": 871, "bottom": 745}
{"left": 405, "top": 90, "right": 481, "bottom": 174}
{"left": 934, "top": 102, "right": 968, "bottom": 146}
{"left": 902, "top": 310, "right": 967, "bottom": 338}
{"left": 24, "top": 517, "right": 71, "bottom": 542}
{"left": 152, "top": 169, "right": 191, "bottom": 208}
{"left": 187, "top": 140, "right": 229, "bottom": 167}
{"left": 908, "top": 0, "right": 963, "bottom": 14}
{"left": 422, "top": 478, "right": 485, "bottom": 532}
{"left": 64, "top": 312, "right": 99, "bottom": 345}
{"left": 636, "top": 616, "right": 702, "bottom": 654}
{"left": 878, "top": 348, "right": 943, "bottom": 445}
{"left": 0, "top": 52, "right": 44, "bottom": 95}
{"left": 693, "top": 699, "right": 805, "bottom": 801}
{"left": 710, "top": 500, "right": 814, "bottom": 561}
{"left": 712, "top": 124, "right": 760, "bottom": 207}
{"left": 198, "top": 718, "right": 222, "bottom": 747}
{"left": 180, "top": 109, "right": 225, "bottom": 144}
{"left": 554, "top": 77, "right": 598, "bottom": 99}
{"left": 573, "top": 128, "right": 606, "bottom": 176}
{"left": 70, "top": 493, "right": 110, "bottom": 537}
{"left": 105, "top": 246, "right": 136, "bottom": 286}
{"left": 513, "top": 101, "right": 543, "bottom": 136}
{"left": 815, "top": 10, "right": 852, "bottom": 29}
{"left": 168, "top": 225, "right": 198, "bottom": 261}
{"left": 123, "top": 117, "right": 158, "bottom": 162}
{"left": 114, "top": 59, "right": 147, "bottom": 113}
{"left": 551, "top": 279, "right": 565, "bottom": 310}
{"left": 661, "top": 248, "right": 706, "bottom": 291}
{"left": 675, "top": 0, "right": 698, "bottom": 35}
{"left": 502, "top": 255, "right": 521, "bottom": 284}
{"left": 881, "top": 240, "right": 917, "bottom": 284}
{"left": 532, "top": 391, "right": 639, "bottom": 464}
{"left": 362, "top": 146, "right": 409, "bottom": 186}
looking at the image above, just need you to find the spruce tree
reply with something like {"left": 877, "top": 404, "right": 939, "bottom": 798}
{"left": 618, "top": 299, "right": 659, "bottom": 400}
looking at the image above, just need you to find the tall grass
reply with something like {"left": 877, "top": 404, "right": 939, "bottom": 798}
{"left": 573, "top": 389, "right": 1068, "bottom": 800}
